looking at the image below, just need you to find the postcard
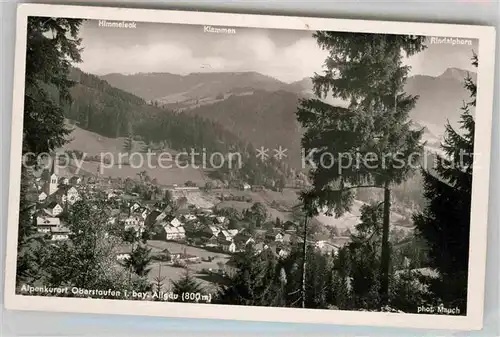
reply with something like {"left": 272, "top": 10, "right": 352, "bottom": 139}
{"left": 4, "top": 3, "right": 496, "bottom": 330}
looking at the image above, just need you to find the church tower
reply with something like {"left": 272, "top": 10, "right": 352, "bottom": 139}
{"left": 48, "top": 156, "right": 58, "bottom": 195}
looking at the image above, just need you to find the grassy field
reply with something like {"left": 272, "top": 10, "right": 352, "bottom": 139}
{"left": 62, "top": 124, "right": 208, "bottom": 185}
{"left": 146, "top": 240, "right": 230, "bottom": 292}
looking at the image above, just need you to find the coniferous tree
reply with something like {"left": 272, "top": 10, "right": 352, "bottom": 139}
{"left": 123, "top": 133, "right": 134, "bottom": 156}
{"left": 413, "top": 53, "right": 477, "bottom": 314}
{"left": 170, "top": 269, "right": 205, "bottom": 302}
{"left": 296, "top": 33, "right": 426, "bottom": 305}
{"left": 17, "top": 17, "right": 83, "bottom": 285}
{"left": 124, "top": 243, "right": 153, "bottom": 277}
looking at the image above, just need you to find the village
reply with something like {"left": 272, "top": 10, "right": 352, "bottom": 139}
{"left": 28, "top": 155, "right": 357, "bottom": 289}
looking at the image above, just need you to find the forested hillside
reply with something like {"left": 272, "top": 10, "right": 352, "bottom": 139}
{"left": 57, "top": 68, "right": 292, "bottom": 187}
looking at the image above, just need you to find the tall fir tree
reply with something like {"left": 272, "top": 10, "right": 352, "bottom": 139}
{"left": 296, "top": 32, "right": 426, "bottom": 305}
{"left": 170, "top": 269, "right": 206, "bottom": 302}
{"left": 413, "top": 53, "right": 477, "bottom": 314}
{"left": 17, "top": 17, "right": 83, "bottom": 284}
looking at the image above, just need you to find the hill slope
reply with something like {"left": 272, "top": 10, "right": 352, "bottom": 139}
{"left": 185, "top": 89, "right": 303, "bottom": 167}
{"left": 60, "top": 68, "right": 293, "bottom": 187}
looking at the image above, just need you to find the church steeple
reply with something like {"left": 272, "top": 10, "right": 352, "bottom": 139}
{"left": 48, "top": 155, "right": 58, "bottom": 195}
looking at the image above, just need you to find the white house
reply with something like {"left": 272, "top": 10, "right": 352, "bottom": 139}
{"left": 130, "top": 202, "right": 141, "bottom": 213}
{"left": 204, "top": 225, "right": 220, "bottom": 237}
{"left": 222, "top": 241, "right": 237, "bottom": 253}
{"left": 62, "top": 186, "right": 80, "bottom": 205}
{"left": 170, "top": 218, "right": 183, "bottom": 228}
{"left": 124, "top": 215, "right": 144, "bottom": 229}
{"left": 38, "top": 192, "right": 47, "bottom": 202}
{"left": 183, "top": 214, "right": 198, "bottom": 222}
{"left": 275, "top": 232, "right": 284, "bottom": 243}
{"left": 36, "top": 216, "right": 60, "bottom": 233}
{"left": 165, "top": 225, "right": 186, "bottom": 241}
{"left": 59, "top": 177, "right": 69, "bottom": 185}
{"left": 50, "top": 226, "right": 70, "bottom": 241}
{"left": 227, "top": 229, "right": 239, "bottom": 237}
{"left": 45, "top": 202, "right": 63, "bottom": 216}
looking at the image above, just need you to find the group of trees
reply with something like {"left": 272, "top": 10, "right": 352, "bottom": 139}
{"left": 212, "top": 35, "right": 477, "bottom": 313}
{"left": 17, "top": 17, "right": 84, "bottom": 285}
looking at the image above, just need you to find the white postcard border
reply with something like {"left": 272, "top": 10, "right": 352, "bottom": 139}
{"left": 4, "top": 3, "right": 497, "bottom": 331}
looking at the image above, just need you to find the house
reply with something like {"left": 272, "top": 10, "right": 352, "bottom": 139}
{"left": 129, "top": 202, "right": 141, "bottom": 213}
{"left": 44, "top": 202, "right": 63, "bottom": 216}
{"left": 177, "top": 226, "right": 186, "bottom": 238}
{"left": 203, "top": 225, "right": 220, "bottom": 238}
{"left": 275, "top": 232, "right": 284, "bottom": 243}
{"left": 50, "top": 226, "right": 70, "bottom": 241}
{"left": 170, "top": 218, "right": 183, "bottom": 228}
{"left": 124, "top": 215, "right": 144, "bottom": 229}
{"left": 164, "top": 225, "right": 186, "bottom": 241}
{"left": 59, "top": 177, "right": 69, "bottom": 185}
{"left": 221, "top": 240, "right": 237, "bottom": 253}
{"left": 36, "top": 216, "right": 60, "bottom": 233}
{"left": 55, "top": 186, "right": 80, "bottom": 205}
{"left": 265, "top": 229, "right": 285, "bottom": 243}
{"left": 227, "top": 229, "right": 239, "bottom": 237}
{"left": 233, "top": 232, "right": 254, "bottom": 251}
{"left": 217, "top": 230, "right": 233, "bottom": 243}
{"left": 205, "top": 235, "right": 219, "bottom": 247}
{"left": 38, "top": 192, "right": 47, "bottom": 202}
{"left": 183, "top": 214, "right": 198, "bottom": 222}
{"left": 240, "top": 183, "right": 251, "bottom": 190}
{"left": 131, "top": 207, "right": 149, "bottom": 220}
{"left": 69, "top": 176, "right": 82, "bottom": 185}
{"left": 214, "top": 216, "right": 228, "bottom": 225}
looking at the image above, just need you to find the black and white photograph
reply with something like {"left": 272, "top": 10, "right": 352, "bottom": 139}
{"left": 4, "top": 4, "right": 496, "bottom": 330}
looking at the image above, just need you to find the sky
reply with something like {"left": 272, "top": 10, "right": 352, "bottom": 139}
{"left": 77, "top": 20, "right": 479, "bottom": 83}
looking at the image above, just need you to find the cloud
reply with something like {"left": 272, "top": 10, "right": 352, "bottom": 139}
{"left": 79, "top": 30, "right": 328, "bottom": 83}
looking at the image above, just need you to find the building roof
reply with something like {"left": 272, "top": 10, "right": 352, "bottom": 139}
{"left": 227, "top": 229, "right": 239, "bottom": 237}
{"left": 219, "top": 230, "right": 232, "bottom": 239}
{"left": 215, "top": 216, "right": 227, "bottom": 224}
{"left": 165, "top": 226, "right": 180, "bottom": 234}
{"left": 50, "top": 226, "right": 70, "bottom": 233}
{"left": 36, "top": 216, "right": 60, "bottom": 226}
{"left": 46, "top": 201, "right": 61, "bottom": 209}
{"left": 170, "top": 218, "right": 183, "bottom": 227}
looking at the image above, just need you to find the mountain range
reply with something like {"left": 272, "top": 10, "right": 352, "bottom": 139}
{"left": 101, "top": 67, "right": 476, "bottom": 157}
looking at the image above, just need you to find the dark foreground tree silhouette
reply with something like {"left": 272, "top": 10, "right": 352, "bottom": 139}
{"left": 296, "top": 33, "right": 426, "bottom": 306}
{"left": 413, "top": 53, "right": 477, "bottom": 314}
{"left": 17, "top": 17, "right": 83, "bottom": 284}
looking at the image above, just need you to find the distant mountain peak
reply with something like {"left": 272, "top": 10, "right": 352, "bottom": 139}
{"left": 439, "top": 67, "right": 476, "bottom": 81}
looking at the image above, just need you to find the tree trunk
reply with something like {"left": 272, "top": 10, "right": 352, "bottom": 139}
{"left": 379, "top": 184, "right": 391, "bottom": 306}
{"left": 301, "top": 214, "right": 308, "bottom": 308}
